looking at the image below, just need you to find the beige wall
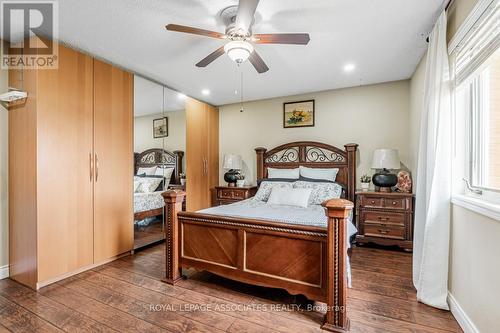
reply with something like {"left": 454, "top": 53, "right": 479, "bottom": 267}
{"left": 409, "top": 0, "right": 499, "bottom": 331}
{"left": 134, "top": 111, "right": 186, "bottom": 154}
{"left": 219, "top": 80, "right": 411, "bottom": 186}
{"left": 0, "top": 67, "right": 7, "bottom": 271}
{"left": 449, "top": 205, "right": 500, "bottom": 333}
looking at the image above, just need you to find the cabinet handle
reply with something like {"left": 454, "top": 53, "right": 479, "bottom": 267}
{"left": 204, "top": 157, "right": 208, "bottom": 175}
{"left": 378, "top": 217, "right": 389, "bottom": 221}
{"left": 95, "top": 153, "right": 99, "bottom": 182}
{"left": 378, "top": 229, "right": 389, "bottom": 234}
{"left": 90, "top": 152, "right": 94, "bottom": 182}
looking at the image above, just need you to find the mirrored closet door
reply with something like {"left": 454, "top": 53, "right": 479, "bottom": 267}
{"left": 133, "top": 75, "right": 186, "bottom": 250}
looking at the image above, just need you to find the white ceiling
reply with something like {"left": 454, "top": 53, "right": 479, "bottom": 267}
{"left": 134, "top": 75, "right": 185, "bottom": 117}
{"left": 57, "top": 0, "right": 441, "bottom": 105}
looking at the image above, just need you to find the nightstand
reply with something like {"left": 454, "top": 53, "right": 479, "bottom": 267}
{"left": 355, "top": 191, "right": 414, "bottom": 252}
{"left": 215, "top": 186, "right": 258, "bottom": 206}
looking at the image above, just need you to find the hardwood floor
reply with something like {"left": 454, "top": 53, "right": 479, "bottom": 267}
{"left": 0, "top": 244, "right": 462, "bottom": 333}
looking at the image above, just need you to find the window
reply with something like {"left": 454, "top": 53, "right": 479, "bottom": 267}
{"left": 452, "top": 0, "right": 500, "bottom": 203}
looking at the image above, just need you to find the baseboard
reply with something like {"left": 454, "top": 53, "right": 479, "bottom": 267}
{"left": 448, "top": 292, "right": 479, "bottom": 333}
{"left": 0, "top": 265, "right": 9, "bottom": 279}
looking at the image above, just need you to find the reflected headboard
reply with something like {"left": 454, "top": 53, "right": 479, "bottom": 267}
{"left": 134, "top": 148, "right": 184, "bottom": 184}
{"left": 255, "top": 141, "right": 358, "bottom": 203}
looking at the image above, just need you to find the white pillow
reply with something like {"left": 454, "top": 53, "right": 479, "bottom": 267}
{"left": 254, "top": 181, "right": 293, "bottom": 202}
{"left": 293, "top": 181, "right": 342, "bottom": 205}
{"left": 137, "top": 166, "right": 157, "bottom": 176}
{"left": 299, "top": 166, "right": 339, "bottom": 182}
{"left": 267, "top": 167, "right": 300, "bottom": 179}
{"left": 155, "top": 167, "right": 174, "bottom": 188}
{"left": 136, "top": 177, "right": 163, "bottom": 193}
{"left": 267, "top": 187, "right": 312, "bottom": 208}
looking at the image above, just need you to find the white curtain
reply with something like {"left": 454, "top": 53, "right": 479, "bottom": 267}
{"left": 413, "top": 11, "right": 452, "bottom": 310}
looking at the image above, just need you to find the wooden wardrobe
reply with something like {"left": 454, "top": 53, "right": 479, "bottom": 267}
{"left": 9, "top": 43, "right": 133, "bottom": 289}
{"left": 185, "top": 97, "right": 219, "bottom": 211}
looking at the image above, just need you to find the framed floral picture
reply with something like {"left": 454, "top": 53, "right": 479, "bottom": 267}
{"left": 283, "top": 100, "right": 315, "bottom": 128}
{"left": 153, "top": 117, "right": 168, "bottom": 138}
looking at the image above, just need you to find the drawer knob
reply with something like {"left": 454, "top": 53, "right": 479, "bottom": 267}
{"left": 378, "top": 217, "right": 389, "bottom": 221}
{"left": 392, "top": 201, "right": 397, "bottom": 205}
{"left": 378, "top": 229, "right": 389, "bottom": 234}
{"left": 371, "top": 200, "right": 375, "bottom": 204}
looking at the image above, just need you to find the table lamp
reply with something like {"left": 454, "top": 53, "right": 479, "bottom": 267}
{"left": 371, "top": 149, "right": 400, "bottom": 192}
{"left": 223, "top": 154, "right": 243, "bottom": 187}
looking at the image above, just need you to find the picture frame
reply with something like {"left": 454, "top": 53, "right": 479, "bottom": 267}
{"left": 283, "top": 100, "right": 315, "bottom": 128}
{"left": 153, "top": 117, "right": 168, "bottom": 138}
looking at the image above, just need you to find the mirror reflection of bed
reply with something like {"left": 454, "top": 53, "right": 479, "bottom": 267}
{"left": 133, "top": 75, "right": 186, "bottom": 250}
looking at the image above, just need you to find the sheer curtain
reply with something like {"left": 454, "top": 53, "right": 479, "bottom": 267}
{"left": 413, "top": 11, "right": 452, "bottom": 310}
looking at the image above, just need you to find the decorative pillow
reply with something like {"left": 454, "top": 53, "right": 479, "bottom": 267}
{"left": 133, "top": 181, "right": 141, "bottom": 193}
{"left": 155, "top": 167, "right": 174, "bottom": 188}
{"left": 254, "top": 181, "right": 293, "bottom": 202}
{"left": 293, "top": 181, "right": 342, "bottom": 205}
{"left": 267, "top": 188, "right": 311, "bottom": 208}
{"left": 299, "top": 166, "right": 339, "bottom": 182}
{"left": 137, "top": 166, "right": 157, "bottom": 176}
{"left": 267, "top": 167, "right": 300, "bottom": 179}
{"left": 136, "top": 177, "right": 163, "bottom": 193}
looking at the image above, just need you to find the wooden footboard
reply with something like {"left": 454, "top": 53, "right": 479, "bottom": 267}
{"left": 163, "top": 190, "right": 353, "bottom": 332}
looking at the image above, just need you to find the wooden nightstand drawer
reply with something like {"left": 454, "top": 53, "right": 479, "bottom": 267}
{"left": 215, "top": 186, "right": 258, "bottom": 206}
{"left": 361, "top": 196, "right": 384, "bottom": 208}
{"left": 384, "top": 198, "right": 406, "bottom": 210}
{"left": 363, "top": 211, "right": 405, "bottom": 226}
{"left": 364, "top": 223, "right": 405, "bottom": 240}
{"left": 219, "top": 189, "right": 235, "bottom": 199}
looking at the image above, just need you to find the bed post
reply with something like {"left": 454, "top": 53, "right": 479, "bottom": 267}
{"left": 344, "top": 144, "right": 358, "bottom": 204}
{"left": 162, "top": 190, "right": 186, "bottom": 285}
{"left": 321, "top": 198, "right": 354, "bottom": 333}
{"left": 255, "top": 147, "right": 267, "bottom": 182}
{"left": 173, "top": 150, "right": 184, "bottom": 184}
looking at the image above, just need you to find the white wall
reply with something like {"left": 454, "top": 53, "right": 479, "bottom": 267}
{"left": 134, "top": 111, "right": 186, "bottom": 154}
{"left": 0, "top": 67, "right": 8, "bottom": 276}
{"left": 219, "top": 80, "right": 411, "bottom": 187}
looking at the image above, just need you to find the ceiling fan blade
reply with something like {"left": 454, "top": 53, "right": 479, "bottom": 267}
{"left": 235, "top": 0, "right": 260, "bottom": 33}
{"left": 196, "top": 46, "right": 225, "bottom": 67}
{"left": 166, "top": 24, "right": 225, "bottom": 39}
{"left": 248, "top": 50, "right": 269, "bottom": 73}
{"left": 253, "top": 33, "right": 310, "bottom": 45}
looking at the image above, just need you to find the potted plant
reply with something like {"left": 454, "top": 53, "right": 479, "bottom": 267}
{"left": 360, "top": 174, "right": 371, "bottom": 191}
{"left": 180, "top": 173, "right": 186, "bottom": 186}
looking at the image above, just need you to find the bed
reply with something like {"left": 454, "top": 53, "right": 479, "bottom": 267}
{"left": 133, "top": 148, "right": 184, "bottom": 221}
{"left": 163, "top": 141, "right": 358, "bottom": 332}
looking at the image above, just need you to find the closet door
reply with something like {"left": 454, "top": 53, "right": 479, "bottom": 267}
{"left": 93, "top": 59, "right": 134, "bottom": 262}
{"left": 206, "top": 104, "right": 219, "bottom": 201}
{"left": 36, "top": 45, "right": 94, "bottom": 282}
{"left": 186, "top": 97, "right": 209, "bottom": 211}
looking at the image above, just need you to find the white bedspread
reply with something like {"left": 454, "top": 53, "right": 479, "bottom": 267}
{"left": 134, "top": 191, "right": 164, "bottom": 214}
{"left": 198, "top": 198, "right": 357, "bottom": 287}
{"left": 198, "top": 198, "right": 357, "bottom": 238}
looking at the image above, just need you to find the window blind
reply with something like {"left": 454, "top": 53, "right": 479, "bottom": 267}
{"left": 453, "top": 0, "right": 499, "bottom": 84}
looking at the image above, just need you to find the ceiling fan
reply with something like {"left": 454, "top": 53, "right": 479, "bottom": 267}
{"left": 165, "top": 0, "right": 310, "bottom": 74}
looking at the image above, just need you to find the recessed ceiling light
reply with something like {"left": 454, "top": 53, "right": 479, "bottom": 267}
{"left": 177, "top": 93, "right": 186, "bottom": 99}
{"left": 201, "top": 89, "right": 210, "bottom": 96}
{"left": 344, "top": 63, "right": 356, "bottom": 72}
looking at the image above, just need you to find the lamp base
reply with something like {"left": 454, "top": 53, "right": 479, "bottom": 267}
{"left": 372, "top": 168, "right": 398, "bottom": 192}
{"left": 224, "top": 169, "right": 242, "bottom": 187}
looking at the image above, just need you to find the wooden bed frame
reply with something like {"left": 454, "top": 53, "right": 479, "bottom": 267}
{"left": 163, "top": 142, "right": 358, "bottom": 332}
{"left": 134, "top": 148, "right": 184, "bottom": 221}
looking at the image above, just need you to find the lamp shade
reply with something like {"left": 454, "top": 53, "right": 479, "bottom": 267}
{"left": 371, "top": 149, "right": 400, "bottom": 170}
{"left": 223, "top": 154, "right": 242, "bottom": 170}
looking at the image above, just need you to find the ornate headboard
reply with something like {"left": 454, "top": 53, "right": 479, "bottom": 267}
{"left": 255, "top": 142, "right": 358, "bottom": 203}
{"left": 134, "top": 148, "right": 184, "bottom": 184}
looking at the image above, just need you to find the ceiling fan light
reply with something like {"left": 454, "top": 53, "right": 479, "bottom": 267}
{"left": 224, "top": 41, "right": 253, "bottom": 64}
